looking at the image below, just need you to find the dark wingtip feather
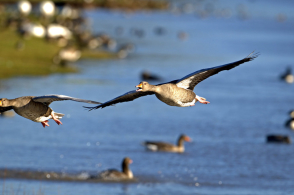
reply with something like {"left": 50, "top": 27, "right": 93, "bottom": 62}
{"left": 90, "top": 101, "right": 102, "bottom": 104}
{"left": 83, "top": 106, "right": 99, "bottom": 111}
{"left": 246, "top": 51, "right": 260, "bottom": 61}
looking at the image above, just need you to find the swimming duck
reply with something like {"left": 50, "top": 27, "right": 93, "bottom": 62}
{"left": 0, "top": 95, "right": 101, "bottom": 128}
{"left": 143, "top": 134, "right": 191, "bottom": 153}
{"left": 285, "top": 110, "right": 294, "bottom": 130}
{"left": 280, "top": 67, "right": 294, "bottom": 84}
{"left": 266, "top": 135, "right": 291, "bottom": 144}
{"left": 85, "top": 52, "right": 258, "bottom": 110}
{"left": 97, "top": 157, "right": 134, "bottom": 181}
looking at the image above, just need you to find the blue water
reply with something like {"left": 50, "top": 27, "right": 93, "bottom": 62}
{"left": 1, "top": 1, "right": 294, "bottom": 194}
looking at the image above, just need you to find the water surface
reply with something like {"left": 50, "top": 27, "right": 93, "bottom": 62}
{"left": 1, "top": 1, "right": 294, "bottom": 194}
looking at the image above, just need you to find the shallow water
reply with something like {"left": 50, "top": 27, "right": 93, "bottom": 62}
{"left": 1, "top": 1, "right": 294, "bottom": 194}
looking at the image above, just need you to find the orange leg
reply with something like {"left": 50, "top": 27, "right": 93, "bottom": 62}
{"left": 41, "top": 120, "right": 50, "bottom": 128}
{"left": 51, "top": 113, "right": 63, "bottom": 125}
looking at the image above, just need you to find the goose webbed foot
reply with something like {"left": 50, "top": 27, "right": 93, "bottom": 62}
{"left": 54, "top": 118, "right": 63, "bottom": 125}
{"left": 41, "top": 120, "right": 50, "bottom": 128}
{"left": 195, "top": 95, "right": 210, "bottom": 104}
{"left": 51, "top": 113, "right": 63, "bottom": 125}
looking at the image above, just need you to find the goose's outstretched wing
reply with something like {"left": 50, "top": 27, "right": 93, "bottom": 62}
{"left": 32, "top": 95, "right": 101, "bottom": 106}
{"left": 84, "top": 90, "right": 154, "bottom": 110}
{"left": 0, "top": 106, "right": 13, "bottom": 113}
{"left": 175, "top": 52, "right": 259, "bottom": 90}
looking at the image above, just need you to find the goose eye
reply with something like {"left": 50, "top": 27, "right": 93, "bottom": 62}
{"left": 144, "top": 83, "right": 146, "bottom": 85}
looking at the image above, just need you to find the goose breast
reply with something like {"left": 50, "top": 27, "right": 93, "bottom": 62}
{"left": 155, "top": 84, "right": 196, "bottom": 107}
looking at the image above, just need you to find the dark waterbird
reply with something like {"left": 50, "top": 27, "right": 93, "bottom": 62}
{"left": 141, "top": 70, "right": 162, "bottom": 81}
{"left": 280, "top": 66, "right": 294, "bottom": 84}
{"left": 93, "top": 157, "right": 134, "bottom": 181}
{"left": 0, "top": 95, "right": 101, "bottom": 128}
{"left": 285, "top": 110, "right": 294, "bottom": 130}
{"left": 266, "top": 135, "right": 291, "bottom": 144}
{"left": 85, "top": 52, "right": 259, "bottom": 110}
{"left": 143, "top": 134, "right": 191, "bottom": 153}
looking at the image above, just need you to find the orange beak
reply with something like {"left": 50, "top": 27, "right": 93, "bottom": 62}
{"left": 0, "top": 100, "right": 2, "bottom": 106}
{"left": 185, "top": 136, "right": 191, "bottom": 142}
{"left": 136, "top": 83, "right": 143, "bottom": 91}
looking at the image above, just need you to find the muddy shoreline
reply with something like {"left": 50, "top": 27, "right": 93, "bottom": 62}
{"left": 0, "top": 169, "right": 138, "bottom": 183}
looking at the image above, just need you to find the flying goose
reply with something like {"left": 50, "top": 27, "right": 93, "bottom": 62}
{"left": 0, "top": 95, "right": 101, "bottom": 128}
{"left": 85, "top": 52, "right": 258, "bottom": 110}
{"left": 143, "top": 134, "right": 191, "bottom": 153}
{"left": 96, "top": 157, "right": 134, "bottom": 181}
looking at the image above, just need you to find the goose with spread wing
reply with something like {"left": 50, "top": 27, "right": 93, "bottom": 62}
{"left": 85, "top": 52, "right": 258, "bottom": 110}
{"left": 0, "top": 95, "right": 101, "bottom": 128}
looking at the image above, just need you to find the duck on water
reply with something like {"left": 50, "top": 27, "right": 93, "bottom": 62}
{"left": 143, "top": 134, "right": 191, "bottom": 153}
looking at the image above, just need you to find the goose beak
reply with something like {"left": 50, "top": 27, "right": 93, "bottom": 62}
{"left": 136, "top": 83, "right": 143, "bottom": 92}
{"left": 185, "top": 136, "right": 191, "bottom": 142}
{"left": 0, "top": 100, "right": 2, "bottom": 106}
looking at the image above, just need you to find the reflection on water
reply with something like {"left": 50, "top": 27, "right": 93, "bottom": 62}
{"left": 1, "top": 1, "right": 294, "bottom": 194}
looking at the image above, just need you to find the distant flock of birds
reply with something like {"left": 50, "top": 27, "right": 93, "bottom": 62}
{"left": 4, "top": 0, "right": 193, "bottom": 68}
{"left": 5, "top": 0, "right": 137, "bottom": 66}
{"left": 266, "top": 67, "right": 294, "bottom": 144}
{"left": 0, "top": 52, "right": 259, "bottom": 180}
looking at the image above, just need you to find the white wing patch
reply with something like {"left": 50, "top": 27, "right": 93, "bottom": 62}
{"left": 146, "top": 144, "right": 158, "bottom": 151}
{"left": 176, "top": 71, "right": 207, "bottom": 89}
{"left": 176, "top": 77, "right": 194, "bottom": 89}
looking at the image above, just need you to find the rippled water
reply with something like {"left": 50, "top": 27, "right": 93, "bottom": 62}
{"left": 1, "top": 1, "right": 294, "bottom": 194}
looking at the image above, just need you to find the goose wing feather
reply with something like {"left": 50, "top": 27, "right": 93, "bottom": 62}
{"left": 0, "top": 106, "right": 13, "bottom": 113}
{"left": 144, "top": 141, "right": 174, "bottom": 150}
{"left": 32, "top": 95, "right": 101, "bottom": 106}
{"left": 84, "top": 90, "right": 154, "bottom": 110}
{"left": 175, "top": 52, "right": 259, "bottom": 90}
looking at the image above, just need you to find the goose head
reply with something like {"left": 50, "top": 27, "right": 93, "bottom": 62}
{"left": 0, "top": 98, "right": 10, "bottom": 107}
{"left": 136, "top": 81, "right": 153, "bottom": 92}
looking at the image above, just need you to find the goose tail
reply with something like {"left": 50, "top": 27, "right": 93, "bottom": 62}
{"left": 54, "top": 112, "right": 64, "bottom": 119}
